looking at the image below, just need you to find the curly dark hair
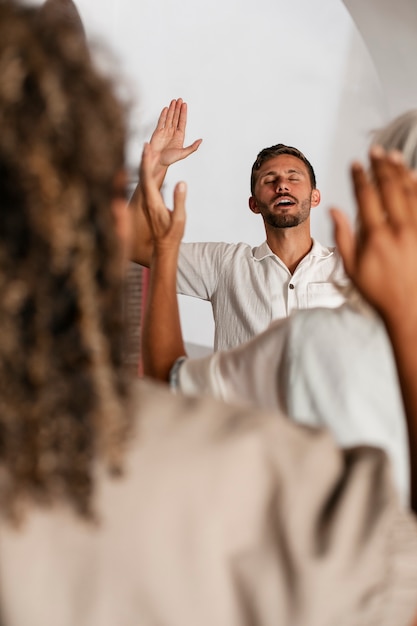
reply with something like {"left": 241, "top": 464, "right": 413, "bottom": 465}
{"left": 0, "top": 0, "right": 131, "bottom": 521}
{"left": 250, "top": 143, "right": 317, "bottom": 194}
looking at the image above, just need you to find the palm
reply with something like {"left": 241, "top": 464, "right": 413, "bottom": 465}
{"left": 152, "top": 136, "right": 190, "bottom": 168}
{"left": 149, "top": 98, "right": 202, "bottom": 169}
{"left": 357, "top": 229, "right": 417, "bottom": 319}
{"left": 332, "top": 152, "right": 417, "bottom": 325}
{"left": 353, "top": 231, "right": 406, "bottom": 312}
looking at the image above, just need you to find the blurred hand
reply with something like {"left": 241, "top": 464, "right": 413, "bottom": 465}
{"left": 331, "top": 147, "right": 417, "bottom": 328}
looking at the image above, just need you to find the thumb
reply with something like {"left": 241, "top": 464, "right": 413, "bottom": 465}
{"left": 181, "top": 138, "right": 203, "bottom": 159}
{"left": 172, "top": 181, "right": 187, "bottom": 229}
{"left": 330, "top": 207, "right": 356, "bottom": 277}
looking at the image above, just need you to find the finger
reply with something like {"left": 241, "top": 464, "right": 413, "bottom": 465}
{"left": 386, "top": 152, "right": 417, "bottom": 227}
{"left": 141, "top": 145, "right": 159, "bottom": 191}
{"left": 165, "top": 99, "right": 178, "bottom": 129}
{"left": 370, "top": 148, "right": 411, "bottom": 227}
{"left": 177, "top": 101, "right": 187, "bottom": 134}
{"left": 412, "top": 170, "right": 417, "bottom": 227}
{"left": 140, "top": 145, "right": 172, "bottom": 234}
{"left": 351, "top": 160, "right": 383, "bottom": 233}
{"left": 172, "top": 181, "right": 187, "bottom": 237}
{"left": 139, "top": 142, "right": 152, "bottom": 182}
{"left": 181, "top": 138, "right": 203, "bottom": 159}
{"left": 172, "top": 98, "right": 183, "bottom": 130}
{"left": 155, "top": 106, "right": 168, "bottom": 131}
{"left": 329, "top": 207, "right": 356, "bottom": 278}
{"left": 394, "top": 153, "right": 417, "bottom": 225}
{"left": 140, "top": 144, "right": 162, "bottom": 202}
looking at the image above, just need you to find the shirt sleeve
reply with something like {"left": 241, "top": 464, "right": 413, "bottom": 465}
{"left": 169, "top": 356, "right": 188, "bottom": 392}
{"left": 177, "top": 241, "right": 233, "bottom": 299}
{"left": 177, "top": 317, "right": 291, "bottom": 413}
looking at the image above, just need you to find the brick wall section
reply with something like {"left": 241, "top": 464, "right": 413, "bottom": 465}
{"left": 123, "top": 262, "right": 146, "bottom": 377}
{"left": 122, "top": 261, "right": 213, "bottom": 378}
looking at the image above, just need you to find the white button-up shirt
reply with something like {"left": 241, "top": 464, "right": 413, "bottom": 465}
{"left": 177, "top": 239, "right": 348, "bottom": 350}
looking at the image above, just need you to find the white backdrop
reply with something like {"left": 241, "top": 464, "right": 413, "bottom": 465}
{"left": 30, "top": 0, "right": 417, "bottom": 349}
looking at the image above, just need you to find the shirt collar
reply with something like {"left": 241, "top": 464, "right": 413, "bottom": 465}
{"left": 252, "top": 239, "right": 335, "bottom": 261}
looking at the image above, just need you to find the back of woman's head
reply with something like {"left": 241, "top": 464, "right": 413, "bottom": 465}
{"left": 0, "top": 0, "right": 130, "bottom": 521}
{"left": 372, "top": 109, "right": 417, "bottom": 169}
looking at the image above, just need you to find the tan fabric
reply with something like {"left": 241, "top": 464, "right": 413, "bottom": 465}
{"left": 0, "top": 378, "right": 415, "bottom": 626}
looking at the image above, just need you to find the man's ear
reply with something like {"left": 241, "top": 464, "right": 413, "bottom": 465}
{"left": 249, "top": 196, "right": 261, "bottom": 214}
{"left": 311, "top": 188, "right": 321, "bottom": 207}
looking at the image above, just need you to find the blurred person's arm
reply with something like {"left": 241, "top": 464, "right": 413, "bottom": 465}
{"left": 332, "top": 147, "right": 417, "bottom": 514}
{"left": 129, "top": 98, "right": 201, "bottom": 267}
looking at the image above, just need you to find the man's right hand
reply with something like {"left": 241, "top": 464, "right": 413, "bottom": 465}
{"left": 129, "top": 98, "right": 201, "bottom": 266}
{"left": 149, "top": 98, "right": 202, "bottom": 185}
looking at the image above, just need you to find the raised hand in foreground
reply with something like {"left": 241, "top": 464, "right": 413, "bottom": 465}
{"left": 331, "top": 147, "right": 417, "bottom": 512}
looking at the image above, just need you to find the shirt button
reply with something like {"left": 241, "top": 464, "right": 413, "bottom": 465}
{"left": 289, "top": 284, "right": 295, "bottom": 290}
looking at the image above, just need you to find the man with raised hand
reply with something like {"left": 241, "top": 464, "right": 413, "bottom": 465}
{"left": 132, "top": 100, "right": 347, "bottom": 350}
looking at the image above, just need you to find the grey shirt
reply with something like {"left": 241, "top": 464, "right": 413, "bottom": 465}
{"left": 175, "top": 302, "right": 409, "bottom": 504}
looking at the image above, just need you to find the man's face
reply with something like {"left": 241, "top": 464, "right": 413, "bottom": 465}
{"left": 249, "top": 154, "right": 320, "bottom": 228}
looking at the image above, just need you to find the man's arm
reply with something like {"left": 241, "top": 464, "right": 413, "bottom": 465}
{"left": 140, "top": 142, "right": 188, "bottom": 380}
{"left": 129, "top": 98, "right": 202, "bottom": 266}
{"left": 331, "top": 147, "right": 417, "bottom": 514}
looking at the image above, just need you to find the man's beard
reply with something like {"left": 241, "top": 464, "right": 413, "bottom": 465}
{"left": 265, "top": 213, "right": 305, "bottom": 228}
{"left": 262, "top": 197, "right": 311, "bottom": 229}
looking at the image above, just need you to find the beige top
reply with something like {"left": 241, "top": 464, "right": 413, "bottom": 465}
{"left": 0, "top": 378, "right": 415, "bottom": 626}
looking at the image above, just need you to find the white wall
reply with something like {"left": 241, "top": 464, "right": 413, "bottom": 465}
{"left": 34, "top": 0, "right": 416, "bottom": 349}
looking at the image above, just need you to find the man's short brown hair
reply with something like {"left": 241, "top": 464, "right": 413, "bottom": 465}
{"left": 250, "top": 144, "right": 317, "bottom": 194}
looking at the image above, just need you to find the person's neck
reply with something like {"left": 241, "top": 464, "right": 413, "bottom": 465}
{"left": 265, "top": 224, "right": 313, "bottom": 274}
